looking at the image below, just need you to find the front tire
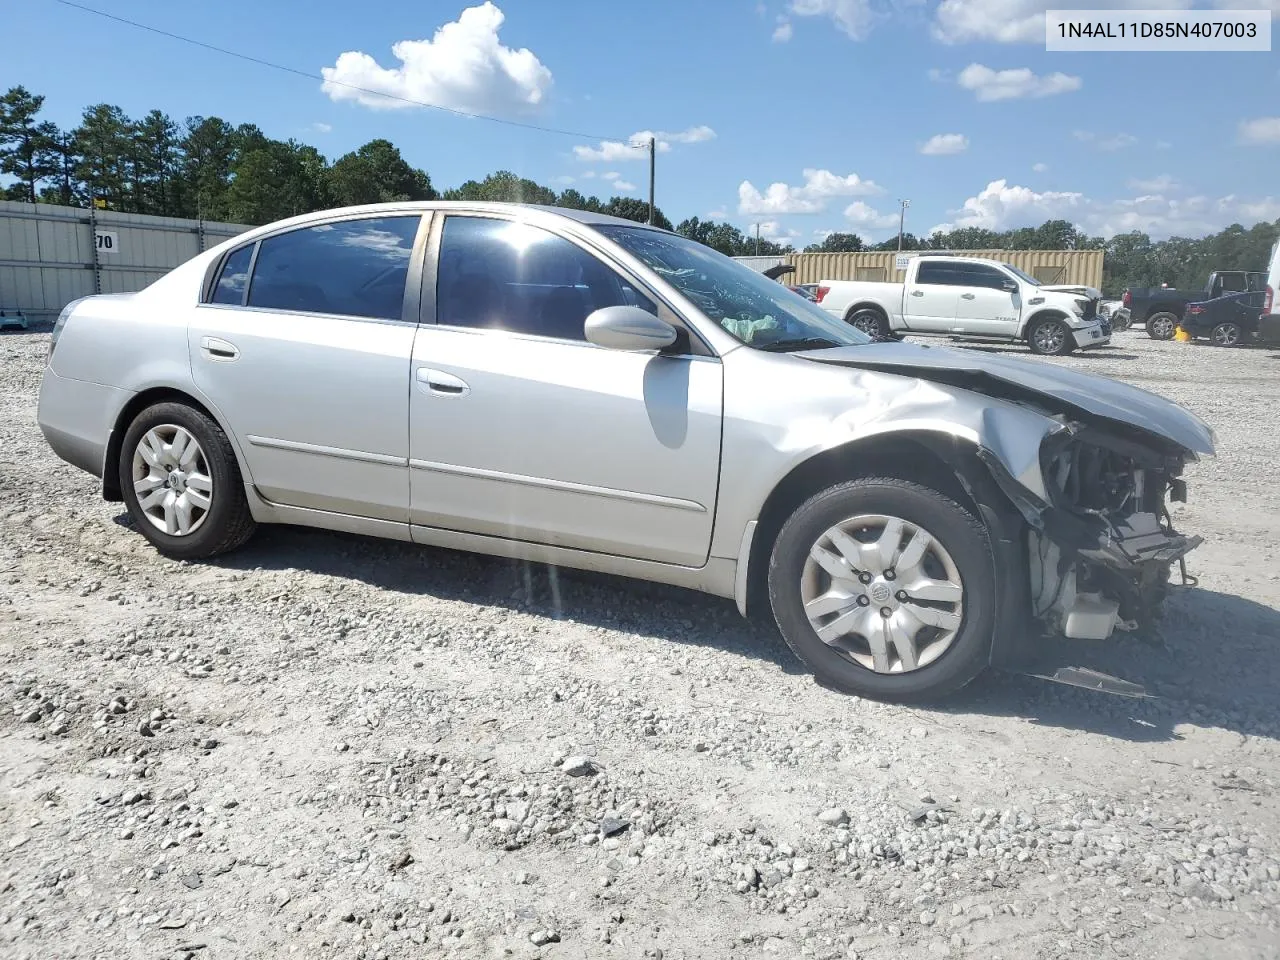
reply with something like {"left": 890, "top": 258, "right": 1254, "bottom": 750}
{"left": 1147, "top": 312, "right": 1178, "bottom": 340}
{"left": 1027, "top": 316, "right": 1074, "bottom": 356}
{"left": 768, "top": 478, "right": 996, "bottom": 703}
{"left": 119, "top": 401, "right": 256, "bottom": 560}
{"left": 1210, "top": 321, "right": 1243, "bottom": 347}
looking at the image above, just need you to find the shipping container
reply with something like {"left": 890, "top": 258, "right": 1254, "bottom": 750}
{"left": 0, "top": 201, "right": 251, "bottom": 323}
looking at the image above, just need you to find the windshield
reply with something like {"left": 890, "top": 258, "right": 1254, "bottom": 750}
{"left": 1002, "top": 263, "right": 1042, "bottom": 286}
{"left": 594, "top": 225, "right": 870, "bottom": 350}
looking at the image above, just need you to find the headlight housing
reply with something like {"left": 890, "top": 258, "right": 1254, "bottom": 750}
{"left": 1071, "top": 298, "right": 1090, "bottom": 318}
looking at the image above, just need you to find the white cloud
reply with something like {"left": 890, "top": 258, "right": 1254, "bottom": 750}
{"left": 957, "top": 63, "right": 1081, "bottom": 101}
{"left": 844, "top": 201, "right": 900, "bottom": 229}
{"left": 1239, "top": 117, "right": 1280, "bottom": 145}
{"left": 931, "top": 178, "right": 1085, "bottom": 233}
{"left": 706, "top": 208, "right": 729, "bottom": 220}
{"left": 933, "top": 0, "right": 1193, "bottom": 44}
{"left": 1127, "top": 174, "right": 1178, "bottom": 192}
{"left": 1073, "top": 130, "right": 1139, "bottom": 151}
{"left": 789, "top": 0, "right": 878, "bottom": 39}
{"left": 320, "top": 2, "right": 552, "bottom": 114}
{"left": 755, "top": 220, "right": 798, "bottom": 242}
{"left": 772, "top": 20, "right": 794, "bottom": 41}
{"left": 612, "top": 180, "right": 637, "bottom": 192}
{"left": 311, "top": 122, "right": 333, "bottom": 134}
{"left": 920, "top": 133, "right": 969, "bottom": 155}
{"left": 932, "top": 178, "right": 1280, "bottom": 240}
{"left": 601, "top": 171, "right": 621, "bottom": 180}
{"left": 573, "top": 125, "right": 715, "bottom": 162}
{"left": 737, "top": 168, "right": 883, "bottom": 215}
{"left": 1032, "top": 162, "right": 1049, "bottom": 173}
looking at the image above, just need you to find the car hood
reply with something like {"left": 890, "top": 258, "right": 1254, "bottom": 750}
{"left": 802, "top": 341, "right": 1215, "bottom": 456}
{"left": 1041, "top": 284, "right": 1102, "bottom": 299}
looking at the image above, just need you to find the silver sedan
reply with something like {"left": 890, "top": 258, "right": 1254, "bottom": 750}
{"left": 38, "top": 202, "right": 1214, "bottom": 702}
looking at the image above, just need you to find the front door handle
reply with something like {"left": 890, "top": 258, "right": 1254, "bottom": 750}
{"left": 416, "top": 367, "right": 470, "bottom": 398}
{"left": 960, "top": 293, "right": 976, "bottom": 300}
{"left": 910, "top": 290, "right": 925, "bottom": 297}
{"left": 200, "top": 336, "right": 239, "bottom": 361}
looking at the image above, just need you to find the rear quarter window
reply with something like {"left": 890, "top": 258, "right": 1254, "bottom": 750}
{"left": 210, "top": 245, "right": 254, "bottom": 305}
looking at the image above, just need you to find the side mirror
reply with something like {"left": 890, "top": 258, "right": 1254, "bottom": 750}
{"left": 1001, "top": 279, "right": 1018, "bottom": 293}
{"left": 584, "top": 305, "right": 677, "bottom": 351}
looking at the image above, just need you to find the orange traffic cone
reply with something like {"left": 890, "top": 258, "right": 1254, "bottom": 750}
{"left": 1174, "top": 327, "right": 1192, "bottom": 342}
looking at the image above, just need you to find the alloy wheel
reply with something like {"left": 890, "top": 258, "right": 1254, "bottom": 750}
{"left": 1150, "top": 316, "right": 1176, "bottom": 339}
{"left": 800, "top": 514, "right": 964, "bottom": 674}
{"left": 1033, "top": 322, "right": 1066, "bottom": 354}
{"left": 1211, "top": 323, "right": 1241, "bottom": 346}
{"left": 131, "top": 424, "right": 214, "bottom": 536}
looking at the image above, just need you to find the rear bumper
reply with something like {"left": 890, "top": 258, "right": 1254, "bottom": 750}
{"left": 37, "top": 368, "right": 131, "bottom": 480}
{"left": 1259, "top": 313, "right": 1280, "bottom": 346}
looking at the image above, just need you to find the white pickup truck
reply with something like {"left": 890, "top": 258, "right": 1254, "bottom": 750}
{"left": 815, "top": 255, "right": 1111, "bottom": 355}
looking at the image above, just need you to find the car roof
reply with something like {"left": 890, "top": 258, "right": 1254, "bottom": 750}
{"left": 250, "top": 200, "right": 669, "bottom": 232}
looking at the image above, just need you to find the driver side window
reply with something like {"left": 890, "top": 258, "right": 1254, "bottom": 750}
{"left": 436, "top": 216, "right": 655, "bottom": 341}
{"left": 243, "top": 215, "right": 421, "bottom": 321}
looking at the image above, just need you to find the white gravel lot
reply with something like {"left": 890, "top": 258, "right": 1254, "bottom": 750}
{"left": 2, "top": 327, "right": 1279, "bottom": 960}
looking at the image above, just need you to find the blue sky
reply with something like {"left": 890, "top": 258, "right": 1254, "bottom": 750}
{"left": 7, "top": 0, "right": 1280, "bottom": 245}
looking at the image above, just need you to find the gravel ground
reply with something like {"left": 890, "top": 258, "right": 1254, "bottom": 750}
{"left": 2, "top": 326, "right": 1279, "bottom": 960}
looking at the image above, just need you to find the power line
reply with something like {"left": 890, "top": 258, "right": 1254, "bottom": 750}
{"left": 52, "top": 0, "right": 639, "bottom": 146}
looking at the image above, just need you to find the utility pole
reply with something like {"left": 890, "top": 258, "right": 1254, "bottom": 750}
{"left": 897, "top": 198, "right": 911, "bottom": 252}
{"left": 755, "top": 223, "right": 761, "bottom": 256}
{"left": 647, "top": 136, "right": 656, "bottom": 225}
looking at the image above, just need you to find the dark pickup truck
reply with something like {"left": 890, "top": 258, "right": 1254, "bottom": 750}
{"left": 1123, "top": 270, "right": 1267, "bottom": 340}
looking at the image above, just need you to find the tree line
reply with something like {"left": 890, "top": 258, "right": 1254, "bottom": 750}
{"left": 3, "top": 85, "right": 1276, "bottom": 295}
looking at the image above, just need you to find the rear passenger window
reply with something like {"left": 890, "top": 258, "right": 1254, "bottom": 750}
{"left": 211, "top": 245, "right": 253, "bottom": 305}
{"left": 246, "top": 216, "right": 420, "bottom": 320}
{"left": 436, "top": 217, "right": 655, "bottom": 340}
{"left": 915, "top": 262, "right": 957, "bottom": 285}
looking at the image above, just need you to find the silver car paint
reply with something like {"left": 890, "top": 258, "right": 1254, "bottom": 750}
{"left": 37, "top": 201, "right": 1212, "bottom": 617}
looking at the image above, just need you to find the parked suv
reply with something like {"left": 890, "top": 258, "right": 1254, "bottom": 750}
{"left": 38, "top": 203, "right": 1212, "bottom": 702}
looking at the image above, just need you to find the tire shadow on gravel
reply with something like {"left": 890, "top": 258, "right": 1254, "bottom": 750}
{"left": 940, "top": 586, "right": 1280, "bottom": 744}
{"left": 136, "top": 518, "right": 807, "bottom": 675}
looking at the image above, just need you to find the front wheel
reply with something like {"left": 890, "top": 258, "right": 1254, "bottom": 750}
{"left": 1210, "top": 321, "right": 1243, "bottom": 347}
{"left": 768, "top": 478, "right": 996, "bottom": 703}
{"left": 1147, "top": 312, "right": 1178, "bottom": 340}
{"left": 1027, "top": 316, "right": 1074, "bottom": 356}
{"left": 119, "top": 401, "right": 257, "bottom": 560}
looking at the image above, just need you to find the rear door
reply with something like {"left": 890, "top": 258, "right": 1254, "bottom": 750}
{"left": 902, "top": 261, "right": 962, "bottom": 332}
{"left": 189, "top": 213, "right": 426, "bottom": 521}
{"left": 951, "top": 263, "right": 1020, "bottom": 337}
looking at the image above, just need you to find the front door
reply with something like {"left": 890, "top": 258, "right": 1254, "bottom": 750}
{"left": 189, "top": 213, "right": 426, "bottom": 521}
{"left": 902, "top": 261, "right": 961, "bottom": 332}
{"left": 408, "top": 214, "right": 722, "bottom": 566}
{"left": 950, "top": 263, "right": 1021, "bottom": 337}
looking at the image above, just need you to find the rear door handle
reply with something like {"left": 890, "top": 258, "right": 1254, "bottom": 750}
{"left": 910, "top": 290, "right": 925, "bottom": 297}
{"left": 416, "top": 367, "right": 470, "bottom": 398}
{"left": 200, "top": 336, "right": 239, "bottom": 361}
{"left": 960, "top": 293, "right": 976, "bottom": 300}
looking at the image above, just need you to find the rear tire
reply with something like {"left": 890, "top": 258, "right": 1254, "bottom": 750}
{"left": 768, "top": 478, "right": 995, "bottom": 703}
{"left": 1147, "top": 312, "right": 1178, "bottom": 340}
{"left": 119, "top": 402, "right": 256, "bottom": 560}
{"left": 1027, "top": 316, "right": 1074, "bottom": 356}
{"left": 848, "top": 308, "right": 890, "bottom": 340}
{"left": 1210, "top": 321, "right": 1243, "bottom": 347}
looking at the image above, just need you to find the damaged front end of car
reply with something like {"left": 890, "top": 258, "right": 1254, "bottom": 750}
{"left": 1029, "top": 426, "right": 1200, "bottom": 641}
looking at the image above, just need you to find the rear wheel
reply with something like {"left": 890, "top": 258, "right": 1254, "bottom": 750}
{"left": 1147, "top": 312, "right": 1178, "bottom": 340}
{"left": 768, "top": 478, "right": 995, "bottom": 703}
{"left": 848, "top": 308, "right": 889, "bottom": 339}
{"left": 1027, "top": 316, "right": 1073, "bottom": 356}
{"left": 119, "top": 402, "right": 256, "bottom": 560}
{"left": 1210, "top": 321, "right": 1243, "bottom": 347}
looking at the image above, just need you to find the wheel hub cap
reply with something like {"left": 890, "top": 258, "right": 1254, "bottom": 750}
{"left": 131, "top": 425, "right": 213, "bottom": 537}
{"left": 800, "top": 514, "right": 965, "bottom": 675}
